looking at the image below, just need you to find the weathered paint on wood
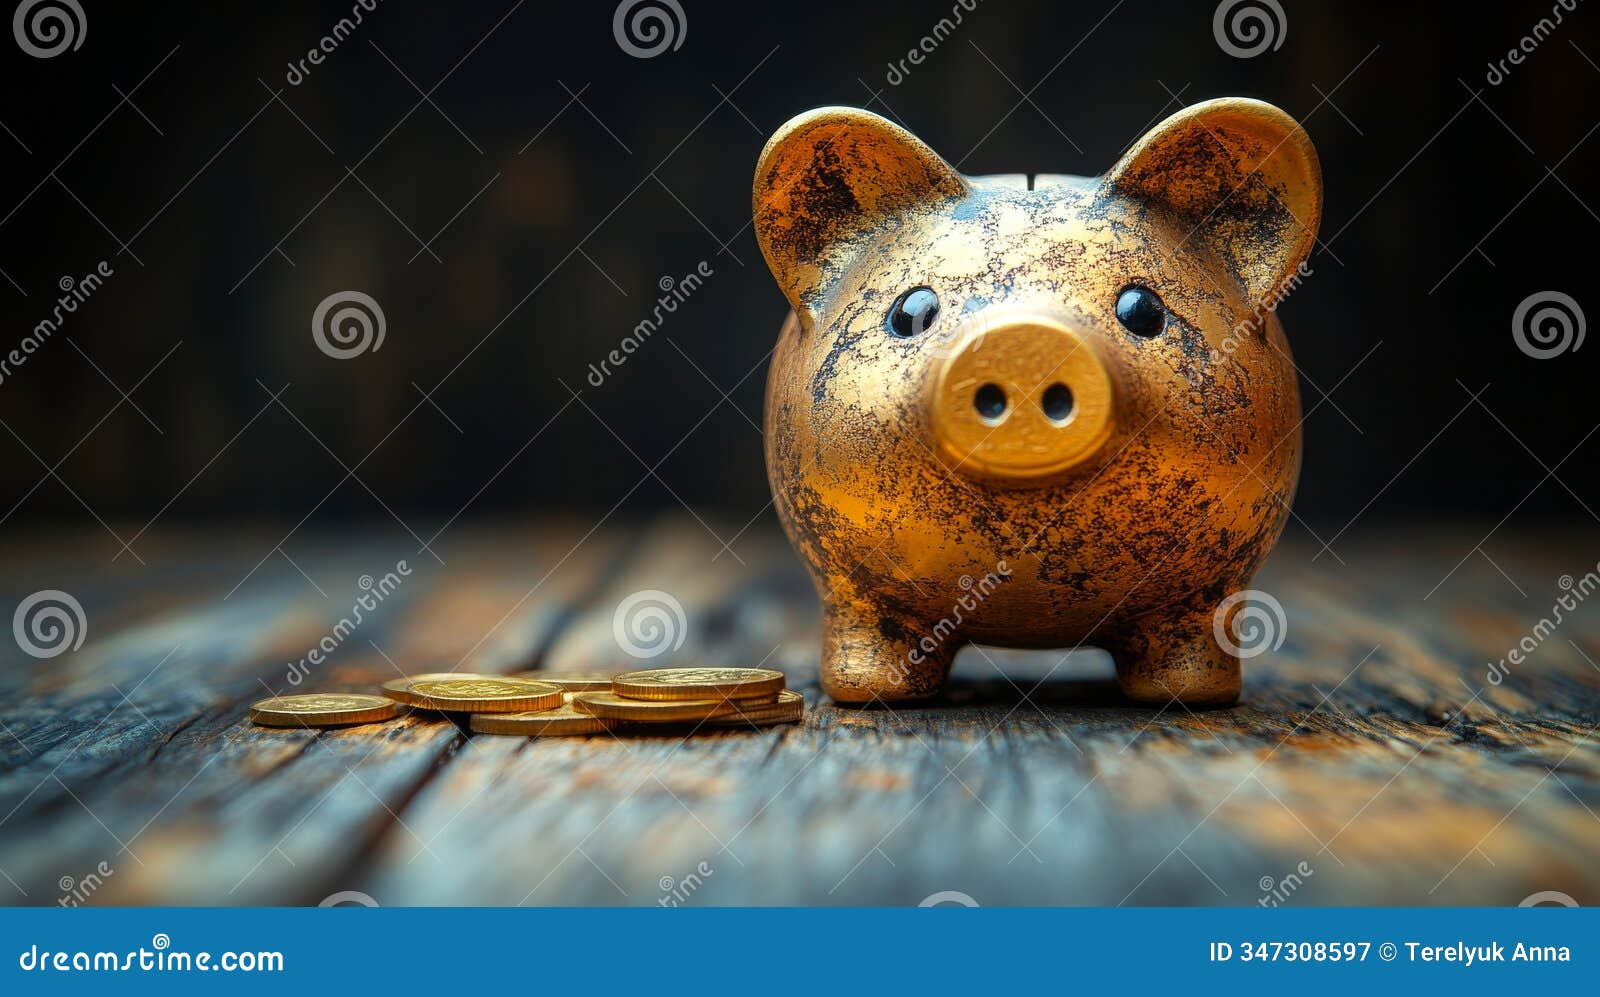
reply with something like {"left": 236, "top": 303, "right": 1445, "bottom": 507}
{"left": 0, "top": 517, "right": 1595, "bottom": 906}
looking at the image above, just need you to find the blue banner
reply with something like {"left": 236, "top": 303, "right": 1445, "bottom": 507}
{"left": 1, "top": 907, "right": 1589, "bottom": 993}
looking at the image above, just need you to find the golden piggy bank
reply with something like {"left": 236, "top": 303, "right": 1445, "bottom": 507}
{"left": 755, "top": 99, "right": 1321, "bottom": 706}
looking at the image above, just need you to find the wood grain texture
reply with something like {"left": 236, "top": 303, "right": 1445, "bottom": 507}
{"left": 1, "top": 516, "right": 1596, "bottom": 906}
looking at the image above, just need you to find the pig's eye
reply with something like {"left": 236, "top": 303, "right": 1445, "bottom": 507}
{"left": 887, "top": 286, "right": 940, "bottom": 338}
{"left": 1115, "top": 285, "right": 1166, "bottom": 338}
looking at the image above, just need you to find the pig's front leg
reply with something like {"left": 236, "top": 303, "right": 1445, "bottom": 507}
{"left": 1110, "top": 602, "right": 1242, "bottom": 707}
{"left": 820, "top": 599, "right": 953, "bottom": 704}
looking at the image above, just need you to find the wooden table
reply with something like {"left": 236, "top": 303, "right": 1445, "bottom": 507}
{"left": 2, "top": 517, "right": 1596, "bottom": 906}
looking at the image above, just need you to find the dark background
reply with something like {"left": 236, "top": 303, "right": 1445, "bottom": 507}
{"left": 0, "top": 0, "right": 1595, "bottom": 542}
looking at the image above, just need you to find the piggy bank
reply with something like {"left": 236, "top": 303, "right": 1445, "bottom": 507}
{"left": 754, "top": 99, "right": 1321, "bottom": 706}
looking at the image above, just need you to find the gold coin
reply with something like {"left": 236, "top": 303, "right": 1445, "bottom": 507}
{"left": 705, "top": 690, "right": 805, "bottom": 728}
{"left": 572, "top": 690, "right": 778, "bottom": 723}
{"left": 380, "top": 672, "right": 469, "bottom": 706}
{"left": 510, "top": 670, "right": 616, "bottom": 692}
{"left": 470, "top": 702, "right": 614, "bottom": 736}
{"left": 404, "top": 677, "right": 564, "bottom": 713}
{"left": 611, "top": 667, "right": 786, "bottom": 702}
{"left": 250, "top": 693, "right": 399, "bottom": 728}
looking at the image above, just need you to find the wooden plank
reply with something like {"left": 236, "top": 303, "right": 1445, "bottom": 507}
{"left": 360, "top": 513, "right": 819, "bottom": 905}
{"left": 3, "top": 518, "right": 1597, "bottom": 905}
{"left": 0, "top": 522, "right": 627, "bottom": 904}
{"left": 356, "top": 522, "right": 1600, "bottom": 906}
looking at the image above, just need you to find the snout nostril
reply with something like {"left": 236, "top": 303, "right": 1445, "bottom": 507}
{"left": 974, "top": 383, "right": 1007, "bottom": 421}
{"left": 1041, "top": 383, "right": 1074, "bottom": 422}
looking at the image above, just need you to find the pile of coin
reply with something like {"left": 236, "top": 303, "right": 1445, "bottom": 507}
{"left": 248, "top": 667, "right": 802, "bottom": 737}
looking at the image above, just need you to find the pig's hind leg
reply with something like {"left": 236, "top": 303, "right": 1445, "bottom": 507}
{"left": 1108, "top": 602, "right": 1242, "bottom": 707}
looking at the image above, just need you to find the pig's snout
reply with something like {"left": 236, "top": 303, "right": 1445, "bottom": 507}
{"left": 928, "top": 311, "right": 1115, "bottom": 481}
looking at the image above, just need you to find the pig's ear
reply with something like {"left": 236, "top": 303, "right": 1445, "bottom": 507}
{"left": 754, "top": 107, "right": 967, "bottom": 310}
{"left": 1104, "top": 98, "right": 1321, "bottom": 307}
